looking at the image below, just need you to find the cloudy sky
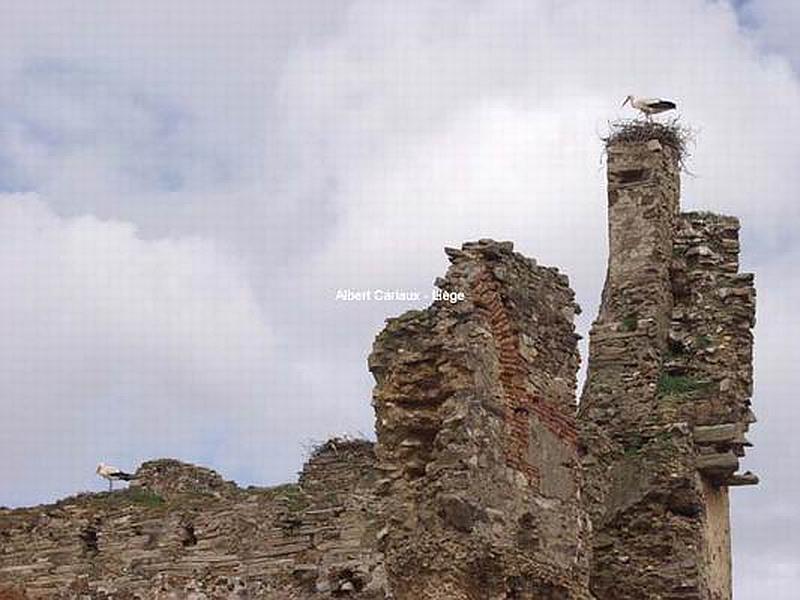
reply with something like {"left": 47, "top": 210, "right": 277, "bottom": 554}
{"left": 0, "top": 0, "right": 798, "bottom": 595}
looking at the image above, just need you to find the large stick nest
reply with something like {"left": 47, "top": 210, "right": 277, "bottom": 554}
{"left": 307, "top": 436, "right": 373, "bottom": 459}
{"left": 603, "top": 117, "right": 695, "bottom": 172}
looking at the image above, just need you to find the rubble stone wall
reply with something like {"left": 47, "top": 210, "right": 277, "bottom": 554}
{"left": 0, "top": 444, "right": 386, "bottom": 599}
{"left": 578, "top": 135, "right": 757, "bottom": 600}
{"left": 369, "top": 240, "right": 589, "bottom": 600}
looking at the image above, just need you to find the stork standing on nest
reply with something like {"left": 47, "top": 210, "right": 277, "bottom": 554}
{"left": 621, "top": 95, "right": 677, "bottom": 120}
{"left": 96, "top": 462, "right": 134, "bottom": 491}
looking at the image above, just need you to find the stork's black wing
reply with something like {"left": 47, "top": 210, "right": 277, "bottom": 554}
{"left": 649, "top": 100, "right": 676, "bottom": 110}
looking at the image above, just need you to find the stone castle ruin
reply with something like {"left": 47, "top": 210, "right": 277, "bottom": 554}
{"left": 0, "top": 123, "right": 757, "bottom": 599}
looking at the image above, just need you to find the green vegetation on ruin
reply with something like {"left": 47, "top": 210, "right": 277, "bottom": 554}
{"left": 622, "top": 445, "right": 642, "bottom": 457}
{"left": 622, "top": 314, "right": 639, "bottom": 332}
{"left": 262, "top": 483, "right": 309, "bottom": 512}
{"left": 124, "top": 488, "right": 166, "bottom": 507}
{"left": 695, "top": 334, "right": 713, "bottom": 349}
{"left": 68, "top": 487, "right": 168, "bottom": 512}
{"left": 657, "top": 373, "right": 710, "bottom": 396}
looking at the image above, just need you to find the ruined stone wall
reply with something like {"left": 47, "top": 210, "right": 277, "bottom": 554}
{"left": 671, "top": 212, "right": 757, "bottom": 436}
{"left": 578, "top": 133, "right": 757, "bottom": 600}
{"left": 0, "top": 130, "right": 758, "bottom": 600}
{"left": 671, "top": 212, "right": 757, "bottom": 600}
{"left": 369, "top": 240, "right": 590, "bottom": 600}
{"left": 0, "top": 443, "right": 386, "bottom": 599}
{"left": 1, "top": 240, "right": 593, "bottom": 600}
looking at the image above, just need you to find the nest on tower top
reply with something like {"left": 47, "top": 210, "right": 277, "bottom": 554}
{"left": 604, "top": 117, "right": 694, "bottom": 171}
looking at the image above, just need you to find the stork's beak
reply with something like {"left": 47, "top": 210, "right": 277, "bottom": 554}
{"left": 621, "top": 96, "right": 630, "bottom": 107}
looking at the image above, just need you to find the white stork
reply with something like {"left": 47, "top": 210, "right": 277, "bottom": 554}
{"left": 96, "top": 462, "right": 134, "bottom": 491}
{"left": 621, "top": 95, "right": 677, "bottom": 119}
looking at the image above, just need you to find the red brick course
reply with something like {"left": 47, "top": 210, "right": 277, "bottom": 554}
{"left": 471, "top": 266, "right": 577, "bottom": 485}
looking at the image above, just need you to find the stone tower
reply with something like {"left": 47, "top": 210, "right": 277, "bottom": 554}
{"left": 578, "top": 128, "right": 757, "bottom": 599}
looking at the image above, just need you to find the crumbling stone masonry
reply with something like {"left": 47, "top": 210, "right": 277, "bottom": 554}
{"left": 578, "top": 132, "right": 757, "bottom": 600}
{"left": 0, "top": 445, "right": 387, "bottom": 598}
{"left": 0, "top": 124, "right": 757, "bottom": 600}
{"left": 0, "top": 241, "right": 592, "bottom": 600}
{"left": 369, "top": 240, "right": 590, "bottom": 600}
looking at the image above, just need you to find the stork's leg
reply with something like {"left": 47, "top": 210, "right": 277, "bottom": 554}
{"left": 108, "top": 479, "right": 113, "bottom": 492}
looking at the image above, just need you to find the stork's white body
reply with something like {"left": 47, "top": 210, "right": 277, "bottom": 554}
{"left": 622, "top": 95, "right": 677, "bottom": 118}
{"left": 96, "top": 462, "right": 134, "bottom": 491}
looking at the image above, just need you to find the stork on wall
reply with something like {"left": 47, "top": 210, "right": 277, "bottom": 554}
{"left": 96, "top": 463, "right": 134, "bottom": 491}
{"left": 621, "top": 95, "right": 677, "bottom": 120}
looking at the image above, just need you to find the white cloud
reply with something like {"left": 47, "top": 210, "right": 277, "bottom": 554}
{"left": 0, "top": 2, "right": 799, "bottom": 596}
{"left": 0, "top": 194, "right": 275, "bottom": 504}
{"left": 739, "top": 0, "right": 800, "bottom": 69}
